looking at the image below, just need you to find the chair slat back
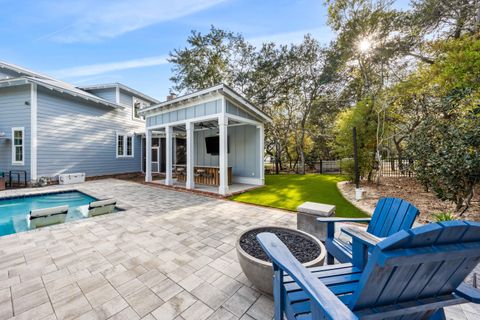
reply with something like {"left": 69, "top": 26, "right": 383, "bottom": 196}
{"left": 367, "top": 198, "right": 419, "bottom": 237}
{"left": 350, "top": 221, "right": 480, "bottom": 311}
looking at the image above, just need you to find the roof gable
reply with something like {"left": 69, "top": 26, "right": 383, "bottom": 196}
{"left": 140, "top": 84, "right": 271, "bottom": 123}
{"left": 0, "top": 61, "right": 58, "bottom": 81}
{"left": 79, "top": 83, "right": 160, "bottom": 104}
{"left": 0, "top": 61, "right": 157, "bottom": 110}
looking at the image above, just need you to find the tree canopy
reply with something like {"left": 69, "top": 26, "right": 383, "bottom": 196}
{"left": 167, "top": 0, "right": 480, "bottom": 212}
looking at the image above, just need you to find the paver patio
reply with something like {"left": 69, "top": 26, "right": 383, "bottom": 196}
{"left": 0, "top": 179, "right": 478, "bottom": 320}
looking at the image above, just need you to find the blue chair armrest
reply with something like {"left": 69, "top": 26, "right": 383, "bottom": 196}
{"left": 317, "top": 217, "right": 372, "bottom": 240}
{"left": 316, "top": 217, "right": 371, "bottom": 223}
{"left": 342, "top": 227, "right": 383, "bottom": 268}
{"left": 455, "top": 283, "right": 480, "bottom": 303}
{"left": 257, "top": 232, "right": 358, "bottom": 320}
{"left": 342, "top": 227, "right": 382, "bottom": 247}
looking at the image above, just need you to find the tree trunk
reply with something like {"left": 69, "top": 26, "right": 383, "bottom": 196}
{"left": 477, "top": 0, "right": 480, "bottom": 33}
{"left": 290, "top": 155, "right": 298, "bottom": 173}
{"left": 456, "top": 196, "right": 464, "bottom": 212}
{"left": 275, "top": 147, "right": 280, "bottom": 174}
{"left": 298, "top": 147, "right": 305, "bottom": 174}
{"left": 459, "top": 187, "right": 475, "bottom": 216}
{"left": 286, "top": 149, "right": 293, "bottom": 170}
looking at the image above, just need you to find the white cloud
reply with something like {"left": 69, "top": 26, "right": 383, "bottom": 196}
{"left": 52, "top": 55, "right": 169, "bottom": 78}
{"left": 43, "top": 0, "right": 227, "bottom": 43}
{"left": 248, "top": 27, "right": 334, "bottom": 47}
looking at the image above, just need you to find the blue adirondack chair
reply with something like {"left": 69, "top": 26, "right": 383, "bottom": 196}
{"left": 318, "top": 197, "right": 419, "bottom": 264}
{"left": 257, "top": 221, "right": 480, "bottom": 320}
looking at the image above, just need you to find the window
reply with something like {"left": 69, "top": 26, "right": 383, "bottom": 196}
{"left": 12, "top": 127, "right": 24, "bottom": 165}
{"left": 133, "top": 98, "right": 147, "bottom": 120}
{"left": 116, "top": 133, "right": 134, "bottom": 158}
{"left": 126, "top": 136, "right": 133, "bottom": 156}
{"left": 117, "top": 135, "right": 124, "bottom": 157}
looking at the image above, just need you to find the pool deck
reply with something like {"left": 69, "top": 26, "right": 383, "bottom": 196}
{"left": 0, "top": 179, "right": 478, "bottom": 320}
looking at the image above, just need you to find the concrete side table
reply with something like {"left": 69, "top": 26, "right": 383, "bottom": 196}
{"left": 297, "top": 202, "right": 336, "bottom": 241}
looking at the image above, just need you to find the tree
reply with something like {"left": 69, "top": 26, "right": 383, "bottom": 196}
{"left": 410, "top": 0, "right": 480, "bottom": 39}
{"left": 169, "top": 28, "right": 340, "bottom": 174}
{"left": 282, "top": 36, "right": 330, "bottom": 173}
{"left": 168, "top": 26, "right": 255, "bottom": 93}
{"left": 406, "top": 35, "right": 480, "bottom": 213}
{"left": 325, "top": 0, "right": 419, "bottom": 182}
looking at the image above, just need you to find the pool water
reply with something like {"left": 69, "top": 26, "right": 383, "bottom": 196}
{"left": 0, "top": 191, "right": 97, "bottom": 236}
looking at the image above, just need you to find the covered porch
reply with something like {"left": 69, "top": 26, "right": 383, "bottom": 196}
{"left": 139, "top": 84, "right": 271, "bottom": 196}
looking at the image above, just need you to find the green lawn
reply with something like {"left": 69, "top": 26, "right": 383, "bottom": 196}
{"left": 230, "top": 174, "right": 368, "bottom": 218}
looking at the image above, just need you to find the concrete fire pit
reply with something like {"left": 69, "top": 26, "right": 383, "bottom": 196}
{"left": 236, "top": 226, "right": 326, "bottom": 295}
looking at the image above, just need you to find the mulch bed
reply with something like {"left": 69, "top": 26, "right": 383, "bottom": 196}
{"left": 338, "top": 177, "right": 480, "bottom": 223}
{"left": 239, "top": 227, "right": 321, "bottom": 263}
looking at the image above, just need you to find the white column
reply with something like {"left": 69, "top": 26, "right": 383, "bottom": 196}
{"left": 30, "top": 83, "right": 37, "bottom": 182}
{"left": 186, "top": 122, "right": 195, "bottom": 189}
{"left": 173, "top": 137, "right": 177, "bottom": 166}
{"left": 258, "top": 124, "right": 265, "bottom": 184}
{"left": 165, "top": 126, "right": 173, "bottom": 185}
{"left": 145, "top": 129, "right": 152, "bottom": 182}
{"left": 218, "top": 115, "right": 229, "bottom": 195}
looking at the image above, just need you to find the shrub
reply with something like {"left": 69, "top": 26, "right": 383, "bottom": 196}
{"left": 431, "top": 212, "right": 456, "bottom": 222}
{"left": 340, "top": 158, "right": 356, "bottom": 182}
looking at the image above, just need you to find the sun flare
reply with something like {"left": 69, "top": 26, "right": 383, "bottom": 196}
{"left": 358, "top": 38, "right": 372, "bottom": 53}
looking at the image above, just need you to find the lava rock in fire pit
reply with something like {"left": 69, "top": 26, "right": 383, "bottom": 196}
{"left": 239, "top": 227, "right": 321, "bottom": 263}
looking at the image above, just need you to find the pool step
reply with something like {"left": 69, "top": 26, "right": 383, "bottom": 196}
{"left": 29, "top": 205, "right": 68, "bottom": 229}
{"left": 88, "top": 199, "right": 116, "bottom": 217}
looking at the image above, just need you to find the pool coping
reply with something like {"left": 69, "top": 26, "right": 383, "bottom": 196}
{"left": 0, "top": 189, "right": 97, "bottom": 201}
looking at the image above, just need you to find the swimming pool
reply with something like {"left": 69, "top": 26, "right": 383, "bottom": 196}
{"left": 0, "top": 191, "right": 98, "bottom": 236}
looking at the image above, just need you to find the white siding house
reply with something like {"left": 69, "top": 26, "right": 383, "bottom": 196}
{"left": 0, "top": 61, "right": 159, "bottom": 183}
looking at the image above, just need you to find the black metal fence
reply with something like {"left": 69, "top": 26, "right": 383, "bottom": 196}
{"left": 308, "top": 158, "right": 415, "bottom": 177}
{"left": 311, "top": 160, "right": 342, "bottom": 174}
{"left": 377, "top": 158, "right": 415, "bottom": 177}
{"left": 267, "top": 157, "right": 415, "bottom": 177}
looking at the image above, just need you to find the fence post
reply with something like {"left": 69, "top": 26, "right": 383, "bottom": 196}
{"left": 319, "top": 159, "right": 323, "bottom": 174}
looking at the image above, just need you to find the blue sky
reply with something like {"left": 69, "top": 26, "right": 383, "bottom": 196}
{"left": 0, "top": 0, "right": 410, "bottom": 100}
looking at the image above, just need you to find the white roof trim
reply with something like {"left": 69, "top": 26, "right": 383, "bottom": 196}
{"left": 0, "top": 77, "right": 123, "bottom": 109}
{"left": 139, "top": 84, "right": 272, "bottom": 123}
{"left": 0, "top": 61, "right": 57, "bottom": 81}
{"left": 79, "top": 83, "right": 160, "bottom": 104}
